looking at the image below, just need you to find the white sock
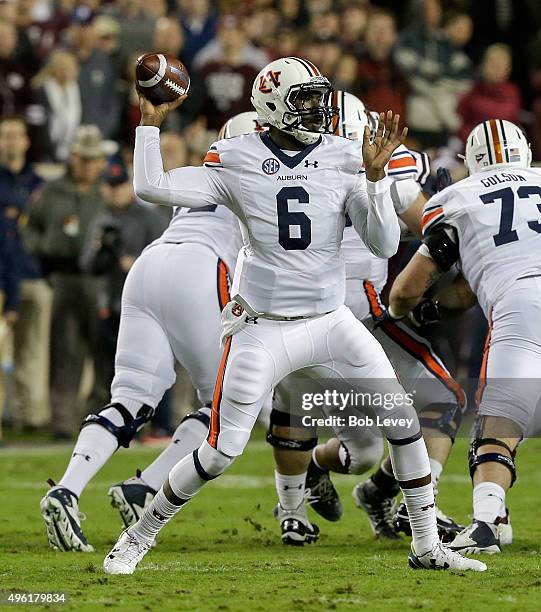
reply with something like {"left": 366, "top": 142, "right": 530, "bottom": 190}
{"left": 275, "top": 471, "right": 306, "bottom": 510}
{"left": 429, "top": 457, "right": 443, "bottom": 496}
{"left": 473, "top": 482, "right": 506, "bottom": 523}
{"left": 402, "top": 483, "right": 438, "bottom": 555}
{"left": 130, "top": 487, "right": 184, "bottom": 543}
{"left": 388, "top": 437, "right": 438, "bottom": 555}
{"left": 58, "top": 424, "right": 118, "bottom": 498}
{"left": 141, "top": 412, "right": 209, "bottom": 491}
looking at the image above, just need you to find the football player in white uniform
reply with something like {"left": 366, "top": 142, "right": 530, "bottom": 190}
{"left": 383, "top": 119, "right": 541, "bottom": 554}
{"left": 103, "top": 57, "right": 485, "bottom": 574}
{"left": 107, "top": 112, "right": 268, "bottom": 529}
{"left": 268, "top": 92, "right": 466, "bottom": 543}
{"left": 39, "top": 116, "right": 258, "bottom": 552}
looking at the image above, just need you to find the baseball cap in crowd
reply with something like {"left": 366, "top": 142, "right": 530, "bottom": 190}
{"left": 71, "top": 125, "right": 106, "bottom": 159}
{"left": 94, "top": 15, "right": 120, "bottom": 39}
{"left": 104, "top": 158, "right": 130, "bottom": 186}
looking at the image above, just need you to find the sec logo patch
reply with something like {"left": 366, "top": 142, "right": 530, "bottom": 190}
{"left": 262, "top": 158, "right": 280, "bottom": 175}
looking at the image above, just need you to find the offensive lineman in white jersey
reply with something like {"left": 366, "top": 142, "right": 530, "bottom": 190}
{"left": 383, "top": 119, "right": 541, "bottom": 554}
{"left": 103, "top": 57, "right": 485, "bottom": 573}
{"left": 39, "top": 118, "right": 254, "bottom": 552}
{"left": 268, "top": 92, "right": 465, "bottom": 544}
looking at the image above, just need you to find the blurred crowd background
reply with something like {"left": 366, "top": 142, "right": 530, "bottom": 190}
{"left": 1, "top": 0, "right": 539, "bottom": 442}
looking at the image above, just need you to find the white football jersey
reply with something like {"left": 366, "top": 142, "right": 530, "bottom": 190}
{"left": 153, "top": 204, "right": 243, "bottom": 276}
{"left": 134, "top": 126, "right": 400, "bottom": 317}
{"left": 342, "top": 144, "right": 421, "bottom": 292}
{"left": 421, "top": 165, "right": 541, "bottom": 316}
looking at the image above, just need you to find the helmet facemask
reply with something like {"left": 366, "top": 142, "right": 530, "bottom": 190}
{"left": 280, "top": 79, "right": 338, "bottom": 144}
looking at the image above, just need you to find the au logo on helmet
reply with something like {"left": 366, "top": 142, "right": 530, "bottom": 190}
{"left": 258, "top": 70, "right": 281, "bottom": 93}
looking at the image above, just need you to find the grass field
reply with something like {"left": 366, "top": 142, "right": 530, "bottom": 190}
{"left": 1, "top": 430, "right": 540, "bottom": 611}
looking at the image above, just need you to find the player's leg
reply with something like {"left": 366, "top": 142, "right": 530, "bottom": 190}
{"left": 40, "top": 249, "right": 177, "bottom": 551}
{"left": 361, "top": 319, "right": 465, "bottom": 541}
{"left": 309, "top": 305, "right": 485, "bottom": 571}
{"left": 305, "top": 282, "right": 465, "bottom": 538}
{"left": 269, "top": 377, "right": 320, "bottom": 544}
{"left": 104, "top": 317, "right": 288, "bottom": 574}
{"left": 450, "top": 285, "right": 541, "bottom": 554}
{"left": 109, "top": 246, "right": 230, "bottom": 525}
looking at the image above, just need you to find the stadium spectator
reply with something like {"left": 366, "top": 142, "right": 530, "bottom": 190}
{"left": 23, "top": 0, "right": 72, "bottom": 62}
{"left": 67, "top": 6, "right": 120, "bottom": 139}
{"left": 195, "top": 16, "right": 261, "bottom": 131}
{"left": 81, "top": 158, "right": 166, "bottom": 410}
{"left": 356, "top": 9, "right": 407, "bottom": 120}
{"left": 33, "top": 49, "right": 82, "bottom": 162}
{"left": 22, "top": 125, "right": 107, "bottom": 439}
{"left": 394, "top": 0, "right": 472, "bottom": 147}
{"left": 272, "top": 25, "right": 300, "bottom": 60}
{"left": 112, "top": 0, "right": 155, "bottom": 70}
{"left": 93, "top": 14, "right": 122, "bottom": 74}
{"left": 457, "top": 44, "right": 521, "bottom": 144}
{"left": 193, "top": 14, "right": 268, "bottom": 72}
{"left": 443, "top": 11, "right": 475, "bottom": 59}
{"left": 307, "top": 37, "right": 342, "bottom": 80}
{"left": 145, "top": 0, "right": 168, "bottom": 20}
{"left": 0, "top": 18, "right": 46, "bottom": 161}
{"left": 176, "top": 0, "right": 217, "bottom": 68}
{"left": 333, "top": 54, "right": 359, "bottom": 93}
{"left": 0, "top": 116, "right": 52, "bottom": 432}
{"left": 338, "top": 3, "right": 369, "bottom": 56}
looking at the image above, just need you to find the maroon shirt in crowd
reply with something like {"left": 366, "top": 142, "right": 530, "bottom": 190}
{"left": 457, "top": 80, "right": 521, "bottom": 143}
{"left": 197, "top": 61, "right": 259, "bottom": 131}
{"left": 356, "top": 54, "right": 407, "bottom": 119}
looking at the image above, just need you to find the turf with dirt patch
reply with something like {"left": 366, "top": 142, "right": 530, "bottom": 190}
{"left": 1, "top": 432, "right": 540, "bottom": 611}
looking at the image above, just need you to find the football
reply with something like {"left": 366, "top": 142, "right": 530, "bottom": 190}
{"left": 135, "top": 52, "right": 190, "bottom": 106}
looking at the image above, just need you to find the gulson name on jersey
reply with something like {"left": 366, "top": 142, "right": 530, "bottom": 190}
{"left": 480, "top": 172, "right": 527, "bottom": 188}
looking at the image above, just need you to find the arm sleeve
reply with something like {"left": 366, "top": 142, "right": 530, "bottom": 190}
{"left": 345, "top": 175, "right": 401, "bottom": 259}
{"left": 133, "top": 126, "right": 232, "bottom": 210}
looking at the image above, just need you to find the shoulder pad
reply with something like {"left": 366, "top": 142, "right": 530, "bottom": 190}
{"left": 203, "top": 134, "right": 258, "bottom": 169}
{"left": 423, "top": 224, "right": 459, "bottom": 272}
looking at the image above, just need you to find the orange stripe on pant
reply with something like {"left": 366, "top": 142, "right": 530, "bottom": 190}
{"left": 475, "top": 317, "right": 493, "bottom": 407}
{"left": 363, "top": 281, "right": 466, "bottom": 408}
{"left": 216, "top": 259, "right": 230, "bottom": 311}
{"left": 207, "top": 336, "right": 232, "bottom": 449}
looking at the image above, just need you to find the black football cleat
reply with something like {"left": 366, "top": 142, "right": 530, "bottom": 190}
{"left": 305, "top": 459, "right": 343, "bottom": 522}
{"left": 352, "top": 480, "right": 401, "bottom": 540}
{"left": 108, "top": 470, "right": 157, "bottom": 528}
{"left": 40, "top": 480, "right": 94, "bottom": 552}
{"left": 273, "top": 502, "right": 320, "bottom": 546}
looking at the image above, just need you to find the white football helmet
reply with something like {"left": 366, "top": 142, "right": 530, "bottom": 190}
{"left": 464, "top": 119, "right": 532, "bottom": 174}
{"left": 331, "top": 90, "right": 378, "bottom": 142}
{"left": 218, "top": 111, "right": 267, "bottom": 139}
{"left": 251, "top": 56, "right": 338, "bottom": 145}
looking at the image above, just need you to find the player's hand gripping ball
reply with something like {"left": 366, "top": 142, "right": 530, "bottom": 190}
{"left": 135, "top": 52, "right": 190, "bottom": 106}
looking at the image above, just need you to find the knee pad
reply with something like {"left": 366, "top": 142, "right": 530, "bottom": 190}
{"left": 223, "top": 348, "right": 274, "bottom": 405}
{"left": 80, "top": 402, "right": 154, "bottom": 448}
{"left": 468, "top": 437, "right": 517, "bottom": 486}
{"left": 419, "top": 402, "right": 464, "bottom": 443}
{"left": 181, "top": 405, "right": 211, "bottom": 429}
{"left": 339, "top": 437, "right": 384, "bottom": 475}
{"left": 195, "top": 441, "right": 234, "bottom": 479}
{"left": 266, "top": 408, "right": 318, "bottom": 451}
